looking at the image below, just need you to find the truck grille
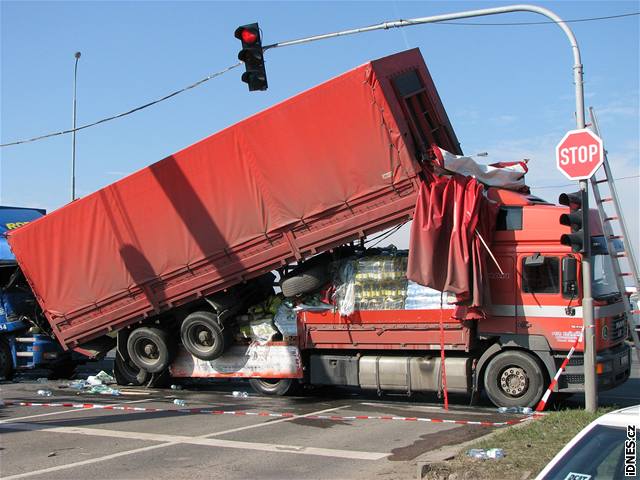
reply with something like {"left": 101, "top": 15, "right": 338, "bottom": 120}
{"left": 567, "top": 356, "right": 583, "bottom": 366}
{"left": 564, "top": 374, "right": 584, "bottom": 384}
{"left": 610, "top": 314, "right": 627, "bottom": 342}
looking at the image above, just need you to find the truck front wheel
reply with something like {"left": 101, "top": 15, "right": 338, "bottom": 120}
{"left": 483, "top": 350, "right": 545, "bottom": 408}
{"left": 0, "top": 339, "right": 14, "bottom": 381}
{"left": 249, "top": 378, "right": 297, "bottom": 396}
{"left": 127, "top": 327, "right": 173, "bottom": 374}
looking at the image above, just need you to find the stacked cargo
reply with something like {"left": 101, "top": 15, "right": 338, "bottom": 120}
{"left": 332, "top": 248, "right": 446, "bottom": 314}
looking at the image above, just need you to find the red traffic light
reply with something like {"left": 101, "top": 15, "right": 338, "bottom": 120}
{"left": 240, "top": 28, "right": 258, "bottom": 44}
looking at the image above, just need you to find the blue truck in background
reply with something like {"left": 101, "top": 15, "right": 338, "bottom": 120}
{"left": 0, "top": 206, "right": 83, "bottom": 379}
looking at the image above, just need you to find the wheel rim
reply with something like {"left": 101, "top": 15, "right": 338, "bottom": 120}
{"left": 499, "top": 365, "right": 529, "bottom": 397}
{"left": 187, "top": 323, "right": 218, "bottom": 354}
{"left": 133, "top": 338, "right": 160, "bottom": 367}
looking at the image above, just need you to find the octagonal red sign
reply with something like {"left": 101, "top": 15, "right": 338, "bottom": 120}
{"left": 556, "top": 129, "right": 604, "bottom": 180}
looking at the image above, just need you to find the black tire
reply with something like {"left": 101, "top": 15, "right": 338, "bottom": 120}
{"left": 180, "top": 311, "right": 227, "bottom": 361}
{"left": 249, "top": 378, "right": 296, "bottom": 396}
{"left": 113, "top": 350, "right": 151, "bottom": 386}
{"left": 126, "top": 327, "right": 172, "bottom": 374}
{"left": 281, "top": 264, "right": 329, "bottom": 298}
{"left": 0, "top": 340, "right": 14, "bottom": 381}
{"left": 483, "top": 350, "right": 546, "bottom": 408}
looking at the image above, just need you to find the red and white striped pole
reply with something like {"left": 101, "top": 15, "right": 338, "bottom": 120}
{"left": 535, "top": 327, "right": 584, "bottom": 412}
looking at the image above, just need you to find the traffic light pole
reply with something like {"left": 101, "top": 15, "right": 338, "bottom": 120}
{"left": 265, "top": 3, "right": 597, "bottom": 411}
{"left": 580, "top": 180, "right": 597, "bottom": 412}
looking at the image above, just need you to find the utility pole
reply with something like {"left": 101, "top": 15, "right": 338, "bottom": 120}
{"left": 264, "top": 4, "right": 596, "bottom": 411}
{"left": 71, "top": 51, "right": 81, "bottom": 202}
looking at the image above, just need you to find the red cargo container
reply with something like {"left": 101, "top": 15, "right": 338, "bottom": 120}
{"left": 8, "top": 48, "right": 460, "bottom": 350}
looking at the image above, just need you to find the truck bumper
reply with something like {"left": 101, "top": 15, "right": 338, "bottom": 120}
{"left": 557, "top": 342, "right": 631, "bottom": 393}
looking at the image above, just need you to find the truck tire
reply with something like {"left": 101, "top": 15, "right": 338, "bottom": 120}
{"left": 113, "top": 350, "right": 151, "bottom": 386}
{"left": 180, "top": 311, "right": 227, "bottom": 361}
{"left": 248, "top": 378, "right": 296, "bottom": 396}
{"left": 281, "top": 264, "right": 329, "bottom": 298}
{"left": 483, "top": 350, "right": 545, "bottom": 408}
{"left": 127, "top": 327, "right": 173, "bottom": 374}
{"left": 0, "top": 340, "right": 14, "bottom": 381}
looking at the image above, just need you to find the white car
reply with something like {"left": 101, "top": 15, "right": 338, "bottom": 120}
{"left": 535, "top": 405, "right": 638, "bottom": 480}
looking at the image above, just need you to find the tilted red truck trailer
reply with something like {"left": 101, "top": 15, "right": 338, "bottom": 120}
{"left": 8, "top": 49, "right": 631, "bottom": 407}
{"left": 8, "top": 49, "right": 460, "bottom": 352}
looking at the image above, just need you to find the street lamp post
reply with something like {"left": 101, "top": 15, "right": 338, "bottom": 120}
{"left": 71, "top": 51, "right": 81, "bottom": 202}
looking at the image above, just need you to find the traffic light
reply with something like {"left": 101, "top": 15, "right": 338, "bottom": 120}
{"left": 558, "top": 190, "right": 587, "bottom": 253}
{"left": 234, "top": 23, "right": 268, "bottom": 91}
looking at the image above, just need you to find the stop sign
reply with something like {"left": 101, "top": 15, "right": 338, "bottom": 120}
{"left": 556, "top": 129, "right": 604, "bottom": 180}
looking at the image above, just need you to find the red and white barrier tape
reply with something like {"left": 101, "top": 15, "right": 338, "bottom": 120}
{"left": 535, "top": 326, "right": 585, "bottom": 412}
{"left": 1, "top": 401, "right": 542, "bottom": 427}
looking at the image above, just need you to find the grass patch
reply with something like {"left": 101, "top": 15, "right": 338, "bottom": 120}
{"left": 424, "top": 407, "right": 615, "bottom": 480}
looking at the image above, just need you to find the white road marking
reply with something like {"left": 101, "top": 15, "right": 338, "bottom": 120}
{"left": 1, "top": 441, "right": 178, "bottom": 480}
{"left": 1, "top": 404, "right": 386, "bottom": 478}
{"left": 206, "top": 405, "right": 346, "bottom": 436}
{"left": 1, "top": 421, "right": 387, "bottom": 460}
{"left": 0, "top": 398, "right": 152, "bottom": 424}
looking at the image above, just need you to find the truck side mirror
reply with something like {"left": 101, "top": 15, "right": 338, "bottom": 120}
{"left": 562, "top": 256, "right": 578, "bottom": 297}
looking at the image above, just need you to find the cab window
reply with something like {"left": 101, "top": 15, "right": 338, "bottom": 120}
{"left": 522, "top": 256, "right": 560, "bottom": 294}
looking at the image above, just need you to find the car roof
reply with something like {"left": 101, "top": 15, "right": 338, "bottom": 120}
{"left": 592, "top": 405, "right": 640, "bottom": 428}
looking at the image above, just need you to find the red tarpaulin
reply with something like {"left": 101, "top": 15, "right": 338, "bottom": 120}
{"left": 8, "top": 48, "right": 462, "bottom": 348}
{"left": 406, "top": 172, "right": 498, "bottom": 309}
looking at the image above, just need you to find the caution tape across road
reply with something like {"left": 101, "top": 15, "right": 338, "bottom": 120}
{"left": 1, "top": 401, "right": 544, "bottom": 427}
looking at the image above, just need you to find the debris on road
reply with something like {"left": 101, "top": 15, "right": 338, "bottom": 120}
{"left": 173, "top": 399, "right": 186, "bottom": 406}
{"left": 232, "top": 391, "right": 249, "bottom": 398}
{"left": 36, "top": 389, "right": 52, "bottom": 397}
{"left": 497, "top": 406, "right": 532, "bottom": 414}
{"left": 170, "top": 384, "right": 182, "bottom": 390}
{"left": 466, "top": 448, "right": 505, "bottom": 459}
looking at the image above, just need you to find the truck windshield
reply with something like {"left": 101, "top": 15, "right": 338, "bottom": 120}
{"left": 591, "top": 236, "right": 620, "bottom": 298}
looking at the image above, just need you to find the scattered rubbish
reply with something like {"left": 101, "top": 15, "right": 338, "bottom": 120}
{"left": 173, "top": 399, "right": 186, "bottom": 406}
{"left": 87, "top": 385, "right": 120, "bottom": 395}
{"left": 47, "top": 452, "right": 56, "bottom": 457}
{"left": 94, "top": 370, "right": 116, "bottom": 384}
{"left": 86, "top": 375, "right": 103, "bottom": 386}
{"left": 67, "top": 380, "right": 88, "bottom": 390}
{"left": 36, "top": 377, "right": 49, "bottom": 383}
{"left": 232, "top": 391, "right": 249, "bottom": 398}
{"left": 497, "top": 406, "right": 533, "bottom": 414}
{"left": 37, "top": 389, "right": 53, "bottom": 397}
{"left": 170, "top": 384, "right": 182, "bottom": 390}
{"left": 466, "top": 448, "right": 505, "bottom": 460}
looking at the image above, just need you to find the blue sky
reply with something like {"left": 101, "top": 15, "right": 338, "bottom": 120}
{"left": 1, "top": 1, "right": 638, "bottom": 251}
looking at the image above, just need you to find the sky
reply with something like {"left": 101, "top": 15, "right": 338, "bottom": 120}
{"left": 1, "top": 1, "right": 639, "bottom": 254}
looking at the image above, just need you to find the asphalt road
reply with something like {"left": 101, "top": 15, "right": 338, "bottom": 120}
{"left": 0, "top": 346, "right": 637, "bottom": 480}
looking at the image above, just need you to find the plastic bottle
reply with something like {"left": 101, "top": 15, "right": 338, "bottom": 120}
{"left": 173, "top": 399, "right": 186, "bottom": 406}
{"left": 37, "top": 389, "right": 53, "bottom": 397}
{"left": 232, "top": 391, "right": 249, "bottom": 398}
{"left": 467, "top": 448, "right": 505, "bottom": 459}
{"left": 497, "top": 406, "right": 533, "bottom": 414}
